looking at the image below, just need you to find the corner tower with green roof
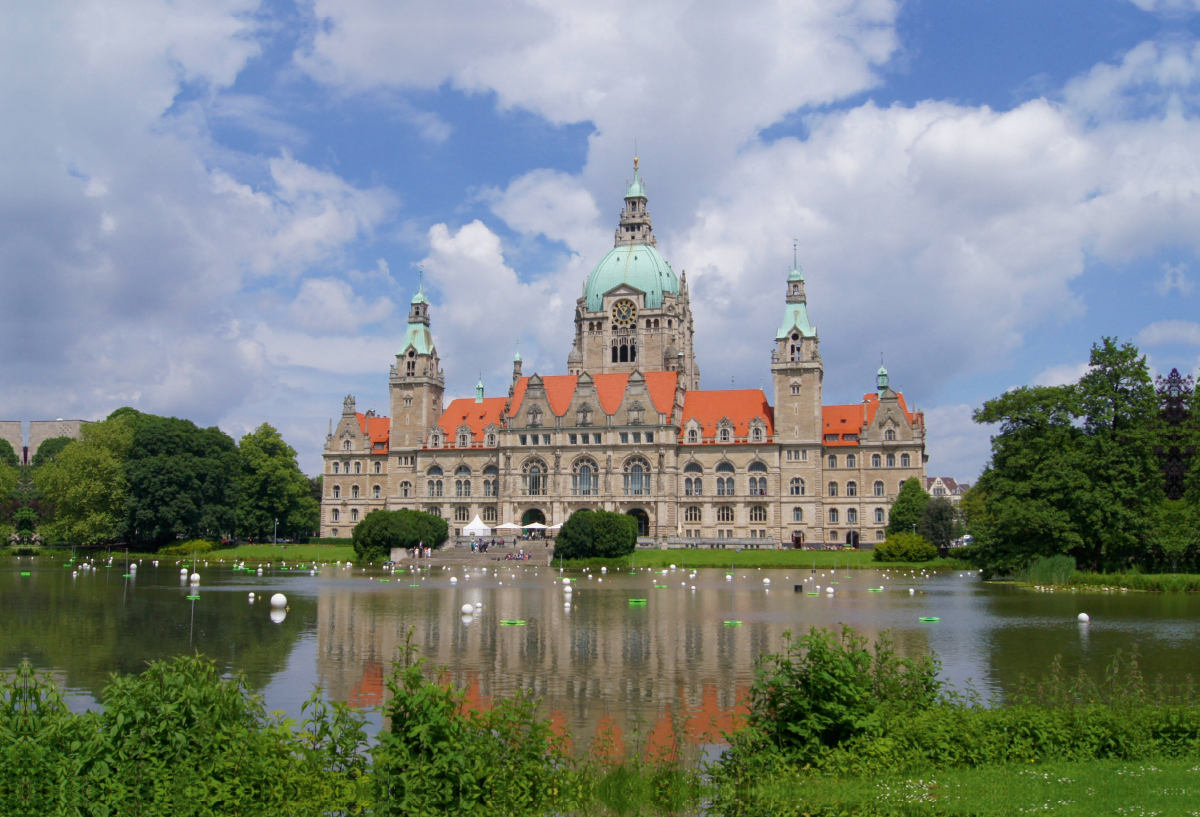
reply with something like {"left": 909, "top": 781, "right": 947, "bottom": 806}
{"left": 772, "top": 249, "right": 824, "bottom": 447}
{"left": 389, "top": 281, "right": 445, "bottom": 449}
{"left": 569, "top": 158, "right": 699, "bottom": 389}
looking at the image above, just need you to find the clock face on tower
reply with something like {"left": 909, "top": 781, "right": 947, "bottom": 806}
{"left": 611, "top": 298, "right": 638, "bottom": 326}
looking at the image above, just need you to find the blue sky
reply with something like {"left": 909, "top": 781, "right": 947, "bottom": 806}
{"left": 5, "top": 0, "right": 1199, "bottom": 480}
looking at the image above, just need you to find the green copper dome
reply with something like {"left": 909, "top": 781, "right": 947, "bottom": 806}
{"left": 584, "top": 243, "right": 678, "bottom": 312}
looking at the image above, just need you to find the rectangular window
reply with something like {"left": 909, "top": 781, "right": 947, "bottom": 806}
{"left": 543, "top": 434, "right": 551, "bottom": 445}
{"left": 632, "top": 432, "right": 641, "bottom": 443}
{"left": 519, "top": 435, "right": 527, "bottom": 446}
{"left": 593, "top": 433, "right": 602, "bottom": 444}
{"left": 646, "top": 432, "right": 654, "bottom": 443}
{"left": 569, "top": 434, "right": 577, "bottom": 445}
{"left": 824, "top": 434, "right": 839, "bottom": 442}
{"left": 843, "top": 434, "right": 858, "bottom": 441}
{"left": 801, "top": 450, "right": 808, "bottom": 461}
{"left": 620, "top": 432, "right": 629, "bottom": 443}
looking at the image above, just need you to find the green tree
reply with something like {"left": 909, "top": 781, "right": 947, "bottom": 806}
{"left": 34, "top": 416, "right": 133, "bottom": 545}
{"left": 236, "top": 423, "right": 320, "bottom": 541}
{"left": 886, "top": 478, "right": 928, "bottom": 536}
{"left": 30, "top": 436, "right": 74, "bottom": 468}
{"left": 352, "top": 509, "right": 447, "bottom": 563}
{"left": 552, "top": 509, "right": 637, "bottom": 560}
{"left": 919, "top": 496, "right": 957, "bottom": 551}
{"left": 0, "top": 438, "right": 19, "bottom": 468}
{"left": 123, "top": 413, "right": 240, "bottom": 545}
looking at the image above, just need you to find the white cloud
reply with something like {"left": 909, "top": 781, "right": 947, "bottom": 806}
{"left": 1033, "top": 361, "right": 1092, "bottom": 387}
{"left": 1138, "top": 319, "right": 1200, "bottom": 346}
{"left": 1156, "top": 263, "right": 1193, "bottom": 295}
{"left": 488, "top": 169, "right": 607, "bottom": 255}
{"left": 922, "top": 404, "right": 992, "bottom": 482}
{"left": 288, "top": 278, "right": 395, "bottom": 332}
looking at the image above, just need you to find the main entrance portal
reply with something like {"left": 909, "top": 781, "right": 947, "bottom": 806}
{"left": 626, "top": 508, "right": 650, "bottom": 537}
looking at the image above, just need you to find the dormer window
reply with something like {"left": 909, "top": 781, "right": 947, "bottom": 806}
{"left": 719, "top": 428, "right": 731, "bottom": 443}
{"left": 458, "top": 433, "right": 469, "bottom": 448}
{"left": 687, "top": 428, "right": 697, "bottom": 443}
{"left": 342, "top": 440, "right": 351, "bottom": 450}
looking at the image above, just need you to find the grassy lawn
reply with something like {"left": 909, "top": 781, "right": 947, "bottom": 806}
{"left": 206, "top": 544, "right": 357, "bottom": 563}
{"left": 737, "top": 760, "right": 1200, "bottom": 816}
{"left": 562, "top": 549, "right": 969, "bottom": 571}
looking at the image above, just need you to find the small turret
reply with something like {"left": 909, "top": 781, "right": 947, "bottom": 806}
{"left": 512, "top": 343, "right": 523, "bottom": 384}
{"left": 877, "top": 362, "right": 890, "bottom": 396}
{"left": 475, "top": 375, "right": 485, "bottom": 404}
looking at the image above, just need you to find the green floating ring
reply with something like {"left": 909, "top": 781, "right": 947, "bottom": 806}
{"left": 186, "top": 595, "right": 200, "bottom": 600}
{"left": 724, "top": 620, "right": 742, "bottom": 626}
{"left": 868, "top": 588, "right": 882, "bottom": 593}
{"left": 919, "top": 617, "right": 940, "bottom": 622}
{"left": 655, "top": 584, "right": 667, "bottom": 588}
{"left": 19, "top": 572, "right": 30, "bottom": 577}
{"left": 123, "top": 574, "right": 133, "bottom": 578}
{"left": 830, "top": 581, "right": 839, "bottom": 585}
{"left": 379, "top": 579, "right": 389, "bottom": 583}
{"left": 807, "top": 592, "right": 818, "bottom": 596}
{"left": 629, "top": 598, "right": 647, "bottom": 604}
{"left": 409, "top": 584, "right": 420, "bottom": 587}
{"left": 500, "top": 619, "right": 526, "bottom": 625}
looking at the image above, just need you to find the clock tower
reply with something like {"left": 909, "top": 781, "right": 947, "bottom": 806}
{"left": 568, "top": 159, "right": 699, "bottom": 388}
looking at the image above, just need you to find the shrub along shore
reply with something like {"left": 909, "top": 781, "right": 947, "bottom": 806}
{"left": 1012, "top": 554, "right": 1200, "bottom": 592}
{"left": 562, "top": 548, "right": 969, "bottom": 570}
{"left": 6, "top": 626, "right": 1195, "bottom": 816}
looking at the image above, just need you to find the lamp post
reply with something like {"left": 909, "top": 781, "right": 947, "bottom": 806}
{"left": 274, "top": 518, "right": 278, "bottom": 545}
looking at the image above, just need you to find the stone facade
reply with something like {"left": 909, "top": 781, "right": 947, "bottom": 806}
{"left": 321, "top": 163, "right": 926, "bottom": 546}
{"left": 0, "top": 422, "right": 21, "bottom": 462}
{"left": 29, "top": 420, "right": 87, "bottom": 462}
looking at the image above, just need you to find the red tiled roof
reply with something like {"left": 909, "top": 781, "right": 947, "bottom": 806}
{"left": 509, "top": 372, "right": 678, "bottom": 418}
{"left": 822, "top": 392, "right": 920, "bottom": 446}
{"left": 356, "top": 413, "right": 390, "bottom": 448}
{"left": 437, "top": 397, "right": 508, "bottom": 443}
{"left": 679, "top": 389, "right": 774, "bottom": 441}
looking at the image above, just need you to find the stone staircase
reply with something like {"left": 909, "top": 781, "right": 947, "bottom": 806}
{"left": 393, "top": 544, "right": 555, "bottom": 568}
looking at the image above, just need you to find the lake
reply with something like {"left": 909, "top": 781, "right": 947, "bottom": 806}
{"left": 4, "top": 555, "right": 1199, "bottom": 754}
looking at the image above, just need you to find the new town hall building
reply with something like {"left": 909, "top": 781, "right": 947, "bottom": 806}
{"left": 321, "top": 162, "right": 926, "bottom": 547}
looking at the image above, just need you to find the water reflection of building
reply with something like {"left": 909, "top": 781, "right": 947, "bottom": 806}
{"left": 314, "top": 577, "right": 911, "bottom": 751}
{"left": 320, "top": 159, "right": 926, "bottom": 548}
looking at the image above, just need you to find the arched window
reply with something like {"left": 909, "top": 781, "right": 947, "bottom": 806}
{"left": 748, "top": 461, "right": 768, "bottom": 496}
{"left": 623, "top": 457, "right": 650, "bottom": 496}
{"left": 846, "top": 481, "right": 858, "bottom": 497}
{"left": 351, "top": 485, "right": 360, "bottom": 499}
{"left": 331, "top": 509, "right": 339, "bottom": 522}
{"left": 350, "top": 508, "right": 359, "bottom": 522}
{"left": 872, "top": 454, "right": 881, "bottom": 468}
{"left": 486, "top": 433, "right": 497, "bottom": 447}
{"left": 719, "top": 427, "right": 731, "bottom": 443}
{"left": 790, "top": 382, "right": 800, "bottom": 395}
{"left": 455, "top": 478, "right": 471, "bottom": 497}
{"left": 333, "top": 485, "right": 341, "bottom": 499}
{"left": 901, "top": 453, "right": 911, "bottom": 468}
{"left": 431, "top": 434, "right": 441, "bottom": 447}
{"left": 684, "top": 506, "right": 701, "bottom": 523}
{"left": 846, "top": 454, "right": 856, "bottom": 468}
{"left": 455, "top": 465, "right": 472, "bottom": 478}
{"left": 428, "top": 465, "right": 443, "bottom": 476}
{"left": 427, "top": 478, "right": 443, "bottom": 497}
{"left": 828, "top": 481, "right": 838, "bottom": 497}
{"left": 483, "top": 464, "right": 498, "bottom": 497}
{"left": 716, "top": 462, "right": 735, "bottom": 496}
{"left": 752, "top": 427, "right": 763, "bottom": 442}
{"left": 483, "top": 507, "right": 497, "bottom": 523}
{"left": 828, "top": 508, "right": 839, "bottom": 523}
{"left": 342, "top": 461, "right": 350, "bottom": 474}
{"left": 332, "top": 462, "right": 340, "bottom": 474}
{"left": 884, "top": 429, "right": 896, "bottom": 441}
{"left": 354, "top": 461, "right": 362, "bottom": 474}
{"left": 400, "top": 481, "right": 411, "bottom": 498}
{"left": 876, "top": 529, "right": 885, "bottom": 541}
{"left": 612, "top": 345, "right": 618, "bottom": 363}
{"left": 684, "top": 462, "right": 702, "bottom": 496}
{"left": 717, "top": 506, "right": 734, "bottom": 523}
{"left": 749, "top": 505, "right": 767, "bottom": 523}
{"left": 406, "top": 359, "right": 416, "bottom": 376}
{"left": 789, "top": 477, "right": 805, "bottom": 496}
{"left": 373, "top": 484, "right": 381, "bottom": 499}
{"left": 687, "top": 428, "right": 698, "bottom": 443}
{"left": 847, "top": 508, "right": 858, "bottom": 524}
{"left": 792, "top": 507, "right": 803, "bottom": 522}
{"left": 342, "top": 440, "right": 351, "bottom": 451}
{"left": 572, "top": 458, "right": 598, "bottom": 496}
{"left": 523, "top": 459, "right": 545, "bottom": 496}
{"left": 827, "top": 455, "right": 837, "bottom": 469}
{"left": 875, "top": 507, "right": 885, "bottom": 523}
{"left": 374, "top": 461, "right": 381, "bottom": 474}
{"left": 874, "top": 480, "right": 885, "bottom": 497}
{"left": 886, "top": 453, "right": 896, "bottom": 468}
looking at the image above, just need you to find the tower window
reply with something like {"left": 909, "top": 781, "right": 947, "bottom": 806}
{"left": 828, "top": 455, "right": 837, "bottom": 469}
{"left": 351, "top": 485, "right": 360, "bottom": 498}
{"left": 373, "top": 485, "right": 381, "bottom": 499}
{"left": 828, "top": 482, "right": 838, "bottom": 497}
{"left": 792, "top": 507, "right": 803, "bottom": 522}
{"left": 872, "top": 454, "right": 881, "bottom": 468}
{"left": 789, "top": 477, "right": 804, "bottom": 496}
{"left": 374, "top": 461, "right": 382, "bottom": 474}
{"left": 332, "top": 462, "right": 339, "bottom": 474}
{"left": 333, "top": 485, "right": 340, "bottom": 499}
{"left": 901, "top": 453, "right": 911, "bottom": 467}
{"left": 846, "top": 481, "right": 858, "bottom": 497}
{"left": 791, "top": 383, "right": 800, "bottom": 395}
{"left": 887, "top": 453, "right": 896, "bottom": 467}
{"left": 874, "top": 481, "right": 885, "bottom": 496}
{"left": 885, "top": 429, "right": 896, "bottom": 441}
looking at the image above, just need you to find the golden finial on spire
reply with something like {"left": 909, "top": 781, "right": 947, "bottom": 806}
{"left": 633, "top": 155, "right": 639, "bottom": 171}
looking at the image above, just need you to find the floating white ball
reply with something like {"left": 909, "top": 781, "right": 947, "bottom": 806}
{"left": 763, "top": 578, "right": 771, "bottom": 585}
{"left": 1078, "top": 613, "right": 1090, "bottom": 623}
{"left": 826, "top": 587, "right": 834, "bottom": 594}
{"left": 461, "top": 604, "right": 474, "bottom": 614}
{"left": 270, "top": 593, "right": 287, "bottom": 607}
{"left": 249, "top": 592, "right": 256, "bottom": 601}
{"left": 190, "top": 573, "right": 200, "bottom": 583}
{"left": 450, "top": 577, "right": 458, "bottom": 583}
{"left": 180, "top": 568, "right": 188, "bottom": 575}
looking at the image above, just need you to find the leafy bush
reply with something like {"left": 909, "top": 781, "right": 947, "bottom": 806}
{"left": 873, "top": 532, "right": 937, "bottom": 562}
{"left": 373, "top": 635, "right": 585, "bottom": 815}
{"left": 553, "top": 509, "right": 637, "bottom": 560}
{"left": 157, "top": 538, "right": 213, "bottom": 556}
{"left": 352, "top": 508, "right": 447, "bottom": 563}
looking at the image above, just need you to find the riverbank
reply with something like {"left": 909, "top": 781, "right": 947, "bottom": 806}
{"left": 561, "top": 549, "right": 971, "bottom": 571}
{"left": 1014, "top": 571, "right": 1200, "bottom": 593}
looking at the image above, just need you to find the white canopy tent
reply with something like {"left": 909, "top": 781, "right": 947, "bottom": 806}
{"left": 462, "top": 516, "right": 491, "bottom": 536}
{"left": 523, "top": 522, "right": 548, "bottom": 530}
{"left": 547, "top": 523, "right": 563, "bottom": 531}
{"left": 494, "top": 522, "right": 523, "bottom": 530}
